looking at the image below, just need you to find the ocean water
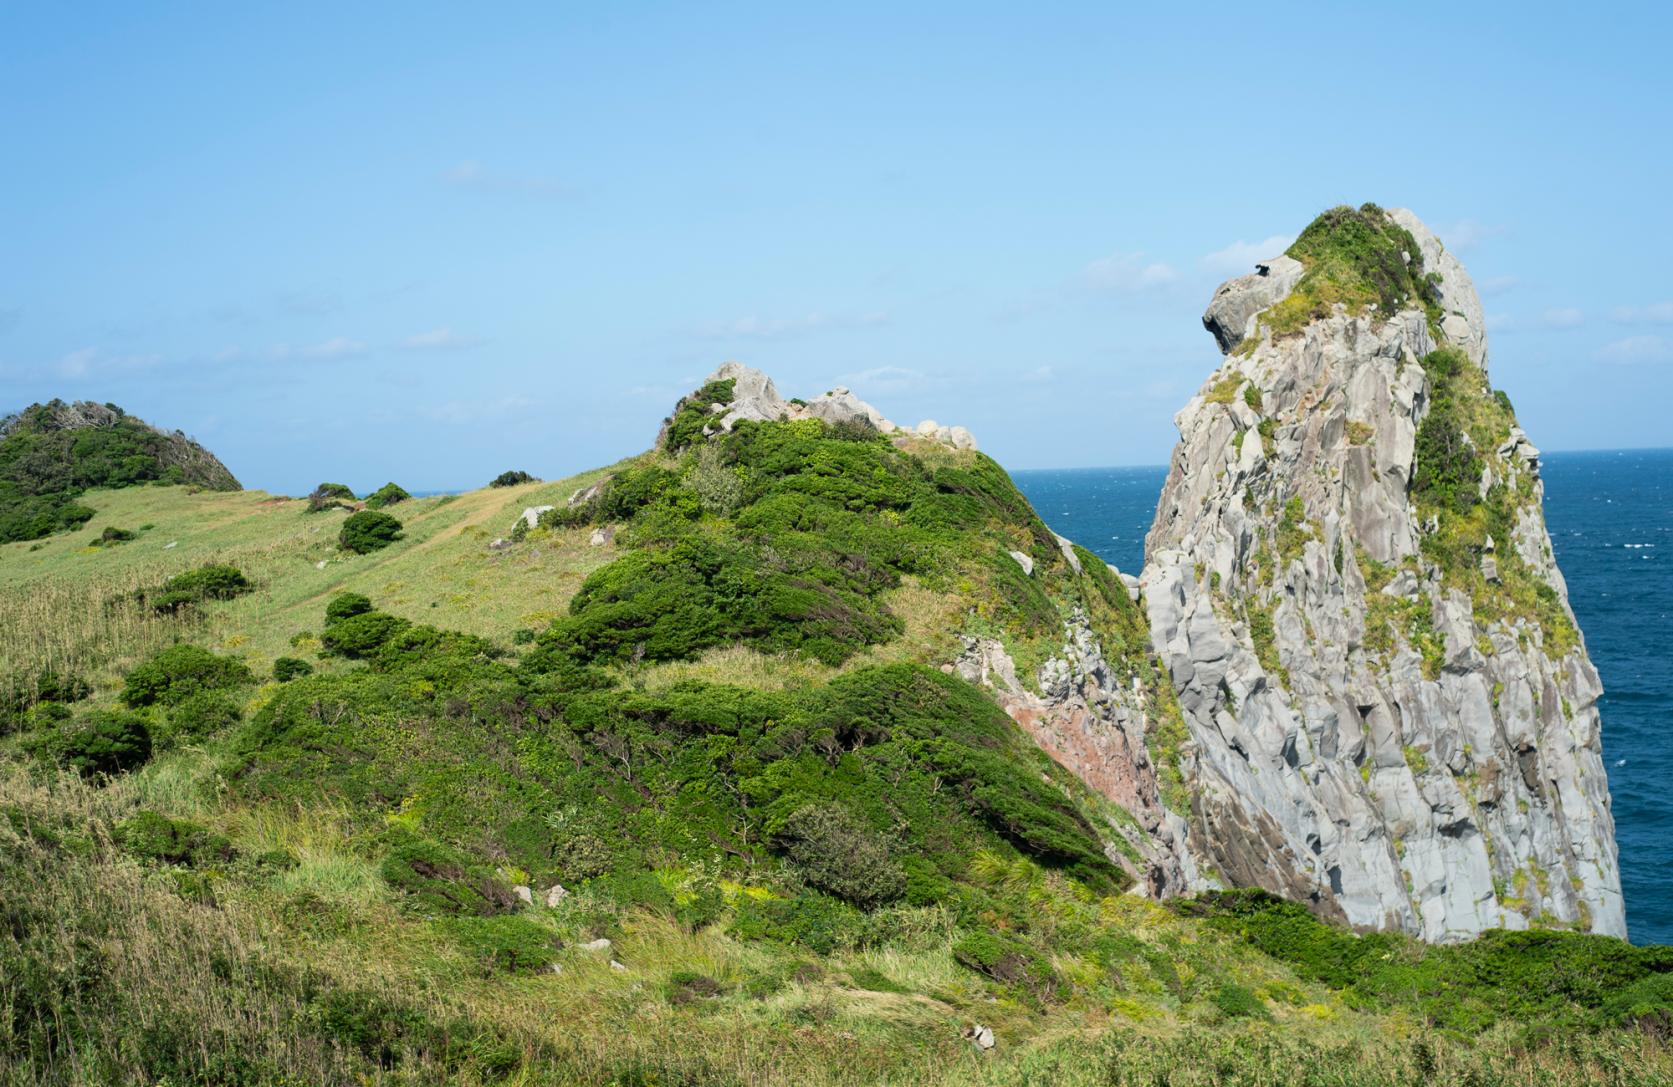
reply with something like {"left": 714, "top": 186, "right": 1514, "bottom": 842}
{"left": 1014, "top": 449, "right": 1673, "bottom": 946}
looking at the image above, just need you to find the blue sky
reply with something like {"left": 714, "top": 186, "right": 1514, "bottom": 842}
{"left": 3, "top": 3, "right": 1671, "bottom": 494}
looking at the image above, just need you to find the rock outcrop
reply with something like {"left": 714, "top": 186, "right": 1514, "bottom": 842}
{"left": 662, "top": 362, "right": 978, "bottom": 451}
{"left": 1141, "top": 206, "right": 1625, "bottom": 939}
{"left": 955, "top": 615, "right": 1195, "bottom": 897}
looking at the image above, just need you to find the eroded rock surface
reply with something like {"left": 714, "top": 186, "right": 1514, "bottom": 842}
{"left": 1141, "top": 209, "right": 1624, "bottom": 939}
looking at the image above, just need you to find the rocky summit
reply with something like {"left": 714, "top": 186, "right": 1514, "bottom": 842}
{"left": 1142, "top": 205, "right": 1623, "bottom": 939}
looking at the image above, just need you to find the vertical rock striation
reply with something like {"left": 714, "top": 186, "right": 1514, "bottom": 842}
{"left": 1140, "top": 205, "right": 1625, "bottom": 939}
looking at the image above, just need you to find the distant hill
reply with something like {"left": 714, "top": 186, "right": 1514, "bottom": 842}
{"left": 0, "top": 400, "right": 239, "bottom": 543}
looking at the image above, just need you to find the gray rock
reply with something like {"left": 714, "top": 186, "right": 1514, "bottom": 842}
{"left": 519, "top": 505, "right": 554, "bottom": 530}
{"left": 964, "top": 1024, "right": 996, "bottom": 1051}
{"left": 1142, "top": 208, "right": 1624, "bottom": 940}
{"left": 579, "top": 938, "right": 612, "bottom": 953}
{"left": 545, "top": 884, "right": 569, "bottom": 908}
{"left": 513, "top": 884, "right": 533, "bottom": 905}
{"left": 1007, "top": 550, "right": 1034, "bottom": 576}
{"left": 1202, "top": 255, "right": 1304, "bottom": 353}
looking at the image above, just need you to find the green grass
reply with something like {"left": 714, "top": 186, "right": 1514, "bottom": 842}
{"left": 1240, "top": 203, "right": 1441, "bottom": 348}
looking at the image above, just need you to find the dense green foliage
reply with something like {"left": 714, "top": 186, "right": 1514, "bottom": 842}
{"left": 1405, "top": 347, "right": 1580, "bottom": 655}
{"left": 489, "top": 469, "right": 538, "bottom": 487}
{"left": 1183, "top": 891, "right": 1673, "bottom": 1033}
{"left": 119, "top": 644, "right": 254, "bottom": 708}
{"left": 306, "top": 481, "right": 356, "bottom": 512}
{"left": 363, "top": 481, "right": 412, "bottom": 509}
{"left": 544, "top": 417, "right": 1070, "bottom": 667}
{"left": 272, "top": 656, "right": 314, "bottom": 682}
{"left": 143, "top": 562, "right": 252, "bottom": 613}
{"left": 1250, "top": 204, "right": 1441, "bottom": 343}
{"left": 0, "top": 400, "right": 238, "bottom": 542}
{"left": 661, "top": 377, "right": 738, "bottom": 451}
{"left": 23, "top": 709, "right": 153, "bottom": 776}
{"left": 339, "top": 509, "right": 404, "bottom": 553}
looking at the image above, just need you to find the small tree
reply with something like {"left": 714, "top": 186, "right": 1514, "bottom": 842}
{"left": 490, "top": 470, "right": 538, "bottom": 488}
{"left": 339, "top": 510, "right": 403, "bottom": 554}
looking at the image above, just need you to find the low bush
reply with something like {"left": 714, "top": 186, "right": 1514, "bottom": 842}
{"left": 307, "top": 482, "right": 356, "bottom": 513}
{"left": 320, "top": 610, "right": 411, "bottom": 658}
{"left": 117, "top": 810, "right": 235, "bottom": 867}
{"left": 774, "top": 802, "right": 905, "bottom": 908}
{"left": 24, "top": 709, "right": 152, "bottom": 776}
{"left": 162, "top": 690, "right": 242, "bottom": 745}
{"left": 0, "top": 667, "right": 90, "bottom": 736}
{"left": 147, "top": 563, "right": 252, "bottom": 612}
{"left": 337, "top": 511, "right": 403, "bottom": 555}
{"left": 325, "top": 591, "right": 374, "bottom": 623}
{"left": 363, "top": 482, "right": 411, "bottom": 510}
{"left": 339, "top": 510, "right": 403, "bottom": 554}
{"left": 489, "top": 470, "right": 538, "bottom": 487}
{"left": 93, "top": 525, "right": 137, "bottom": 546}
{"left": 438, "top": 915, "right": 563, "bottom": 975}
{"left": 273, "top": 656, "right": 314, "bottom": 682}
{"left": 120, "top": 644, "right": 254, "bottom": 708}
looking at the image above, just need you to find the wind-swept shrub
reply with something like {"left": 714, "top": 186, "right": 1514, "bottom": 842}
{"left": 272, "top": 656, "right": 314, "bottom": 682}
{"left": 489, "top": 470, "right": 538, "bottom": 488}
{"left": 339, "top": 510, "right": 403, "bottom": 554}
{"left": 363, "top": 482, "right": 411, "bottom": 510}
{"left": 148, "top": 563, "right": 251, "bottom": 612}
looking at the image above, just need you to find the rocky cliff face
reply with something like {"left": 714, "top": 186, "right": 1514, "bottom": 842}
{"left": 1141, "top": 206, "right": 1625, "bottom": 939}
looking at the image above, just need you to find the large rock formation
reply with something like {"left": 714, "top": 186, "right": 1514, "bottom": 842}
{"left": 659, "top": 362, "right": 978, "bottom": 451}
{"left": 1141, "top": 206, "right": 1625, "bottom": 939}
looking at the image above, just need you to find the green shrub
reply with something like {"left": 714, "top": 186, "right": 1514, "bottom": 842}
{"left": 489, "top": 470, "right": 538, "bottom": 487}
{"left": 307, "top": 482, "right": 355, "bottom": 513}
{"left": 363, "top": 482, "right": 411, "bottom": 510}
{"left": 952, "top": 931, "right": 1057, "bottom": 998}
{"left": 325, "top": 591, "right": 374, "bottom": 623}
{"left": 25, "top": 709, "right": 152, "bottom": 776}
{"left": 339, "top": 510, "right": 403, "bottom": 554}
{"left": 380, "top": 832, "right": 519, "bottom": 917}
{"left": 149, "top": 563, "right": 252, "bottom": 612}
{"left": 117, "top": 810, "right": 234, "bottom": 866}
{"left": 438, "top": 916, "right": 562, "bottom": 975}
{"left": 661, "top": 377, "right": 736, "bottom": 451}
{"left": 0, "top": 667, "right": 90, "bottom": 736}
{"left": 273, "top": 656, "right": 314, "bottom": 682}
{"left": 1254, "top": 204, "right": 1441, "bottom": 341}
{"left": 1212, "top": 981, "right": 1272, "bottom": 1020}
{"left": 163, "top": 691, "right": 242, "bottom": 744}
{"left": 93, "top": 525, "right": 137, "bottom": 546}
{"left": 120, "top": 644, "right": 254, "bottom": 708}
{"left": 774, "top": 802, "right": 905, "bottom": 908}
{"left": 320, "top": 611, "right": 411, "bottom": 658}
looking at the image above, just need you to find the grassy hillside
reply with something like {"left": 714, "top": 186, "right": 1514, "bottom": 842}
{"left": 2, "top": 413, "right": 1670, "bottom": 1086}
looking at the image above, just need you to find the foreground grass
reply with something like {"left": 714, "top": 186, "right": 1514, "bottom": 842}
{"left": 3, "top": 762, "right": 1669, "bottom": 1086}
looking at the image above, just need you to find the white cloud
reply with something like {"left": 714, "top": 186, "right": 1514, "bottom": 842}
{"left": 443, "top": 160, "right": 572, "bottom": 198}
{"left": 1611, "top": 301, "right": 1673, "bottom": 324}
{"left": 420, "top": 394, "right": 537, "bottom": 425}
{"left": 303, "top": 337, "right": 369, "bottom": 360}
{"left": 1437, "top": 219, "right": 1506, "bottom": 252}
{"left": 834, "top": 365, "right": 926, "bottom": 393}
{"left": 699, "top": 311, "right": 888, "bottom": 341}
{"left": 1202, "top": 235, "right": 1294, "bottom": 275}
{"left": 1478, "top": 275, "right": 1518, "bottom": 296}
{"left": 1540, "top": 308, "right": 1584, "bottom": 329}
{"left": 399, "top": 327, "right": 482, "bottom": 351}
{"left": 1085, "top": 252, "right": 1177, "bottom": 291}
{"left": 1597, "top": 335, "right": 1670, "bottom": 364}
{"left": 54, "top": 347, "right": 161, "bottom": 379}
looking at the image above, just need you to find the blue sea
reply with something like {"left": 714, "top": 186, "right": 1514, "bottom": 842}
{"left": 1014, "top": 449, "right": 1673, "bottom": 946}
